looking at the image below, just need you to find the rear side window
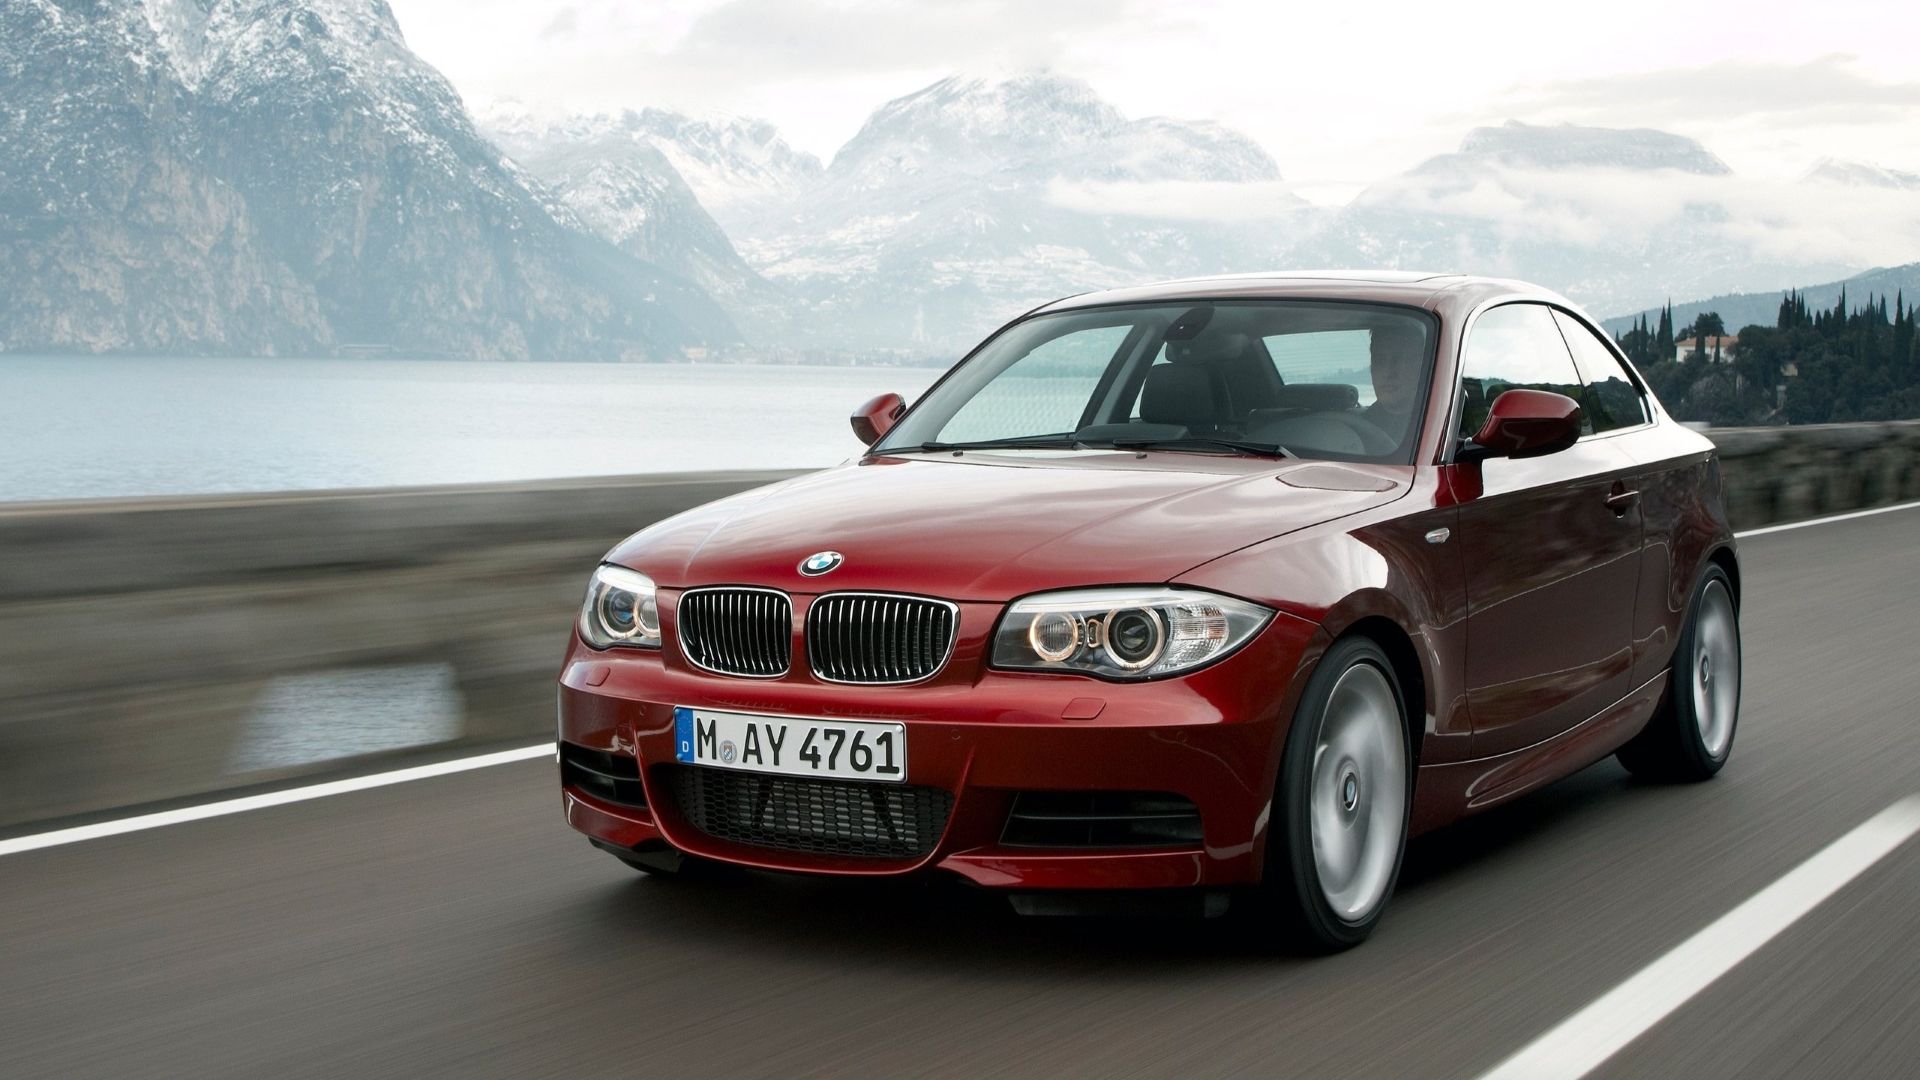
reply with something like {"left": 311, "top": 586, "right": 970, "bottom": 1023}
{"left": 1553, "top": 310, "right": 1651, "bottom": 433}
{"left": 1456, "top": 303, "right": 1591, "bottom": 441}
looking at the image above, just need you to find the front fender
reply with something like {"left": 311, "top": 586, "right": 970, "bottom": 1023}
{"left": 1177, "top": 492, "right": 1473, "bottom": 764}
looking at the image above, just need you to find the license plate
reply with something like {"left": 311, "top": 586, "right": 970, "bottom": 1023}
{"left": 673, "top": 707, "right": 907, "bottom": 782}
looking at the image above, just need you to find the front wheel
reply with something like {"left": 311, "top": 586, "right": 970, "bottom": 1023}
{"left": 1249, "top": 636, "right": 1411, "bottom": 952}
{"left": 1618, "top": 564, "right": 1741, "bottom": 781}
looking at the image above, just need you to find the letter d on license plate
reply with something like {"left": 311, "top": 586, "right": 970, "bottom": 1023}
{"left": 674, "top": 707, "right": 907, "bottom": 782}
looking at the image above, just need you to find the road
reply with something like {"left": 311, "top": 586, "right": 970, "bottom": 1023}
{"left": 3, "top": 509, "right": 1918, "bottom": 1079}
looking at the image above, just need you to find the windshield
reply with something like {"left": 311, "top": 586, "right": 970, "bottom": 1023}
{"left": 873, "top": 300, "right": 1438, "bottom": 464}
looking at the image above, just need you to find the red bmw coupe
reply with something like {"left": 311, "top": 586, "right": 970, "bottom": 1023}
{"left": 556, "top": 271, "right": 1742, "bottom": 949}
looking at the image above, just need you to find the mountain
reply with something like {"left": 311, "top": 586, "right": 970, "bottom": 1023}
{"left": 733, "top": 71, "right": 1311, "bottom": 352}
{"left": 1600, "top": 262, "right": 1920, "bottom": 337}
{"left": 482, "top": 106, "right": 823, "bottom": 235}
{"left": 0, "top": 0, "right": 736, "bottom": 361}
{"left": 0, "top": 0, "right": 326, "bottom": 353}
{"left": 1286, "top": 120, "right": 1856, "bottom": 318}
{"left": 1802, "top": 158, "right": 1920, "bottom": 191}
{"left": 482, "top": 111, "right": 773, "bottom": 311}
{"left": 1449, "top": 120, "right": 1731, "bottom": 174}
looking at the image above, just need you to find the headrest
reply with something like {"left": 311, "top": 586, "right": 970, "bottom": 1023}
{"left": 1274, "top": 383, "right": 1360, "bottom": 411}
{"left": 1140, "top": 364, "right": 1227, "bottom": 428}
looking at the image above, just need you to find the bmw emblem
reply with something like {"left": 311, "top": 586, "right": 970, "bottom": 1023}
{"left": 799, "top": 551, "right": 843, "bottom": 576}
{"left": 719, "top": 740, "right": 737, "bottom": 764}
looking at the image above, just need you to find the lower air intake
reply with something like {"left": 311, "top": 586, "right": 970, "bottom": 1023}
{"left": 666, "top": 766, "right": 953, "bottom": 859}
{"left": 560, "top": 744, "right": 647, "bottom": 808}
{"left": 1001, "top": 791, "right": 1203, "bottom": 848}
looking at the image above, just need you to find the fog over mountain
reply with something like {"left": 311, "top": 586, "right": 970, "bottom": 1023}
{"left": 1284, "top": 120, "right": 1863, "bottom": 319}
{"left": 482, "top": 105, "right": 824, "bottom": 233}
{"left": 1803, "top": 158, "right": 1920, "bottom": 191}
{"left": 730, "top": 72, "right": 1309, "bottom": 350}
{"left": 4, "top": 1, "right": 1918, "bottom": 360}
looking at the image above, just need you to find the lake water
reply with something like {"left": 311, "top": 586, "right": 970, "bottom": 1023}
{"left": 0, "top": 356, "right": 944, "bottom": 501}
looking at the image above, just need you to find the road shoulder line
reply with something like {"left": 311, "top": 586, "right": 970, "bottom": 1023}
{"left": 1734, "top": 498, "right": 1920, "bottom": 538}
{"left": 0, "top": 743, "right": 555, "bottom": 858}
{"left": 1478, "top": 795, "right": 1920, "bottom": 1079}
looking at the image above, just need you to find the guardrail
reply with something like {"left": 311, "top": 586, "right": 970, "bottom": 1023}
{"left": 2, "top": 421, "right": 1917, "bottom": 831}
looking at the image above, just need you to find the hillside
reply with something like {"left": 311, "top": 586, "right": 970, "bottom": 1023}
{"left": 1601, "top": 263, "right": 1920, "bottom": 336}
{"left": 0, "top": 0, "right": 735, "bottom": 361}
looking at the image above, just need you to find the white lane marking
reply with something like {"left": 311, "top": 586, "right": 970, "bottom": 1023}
{"left": 3, "top": 495, "right": 1916, "bottom": 858}
{"left": 0, "top": 743, "right": 555, "bottom": 858}
{"left": 1734, "top": 498, "right": 1920, "bottom": 538}
{"left": 1480, "top": 795, "right": 1920, "bottom": 1080}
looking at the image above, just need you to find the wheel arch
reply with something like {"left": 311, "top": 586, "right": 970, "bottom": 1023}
{"left": 1327, "top": 615, "right": 1426, "bottom": 770}
{"left": 1706, "top": 544, "right": 1741, "bottom": 609}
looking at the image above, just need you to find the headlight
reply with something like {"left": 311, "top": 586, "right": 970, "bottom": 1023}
{"left": 579, "top": 564, "right": 661, "bottom": 649}
{"left": 991, "top": 587, "right": 1272, "bottom": 680}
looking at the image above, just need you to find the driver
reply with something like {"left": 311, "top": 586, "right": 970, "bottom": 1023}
{"left": 1363, "top": 322, "right": 1426, "bottom": 448}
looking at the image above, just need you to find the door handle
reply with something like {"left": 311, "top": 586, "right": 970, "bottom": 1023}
{"left": 1606, "top": 487, "right": 1641, "bottom": 515}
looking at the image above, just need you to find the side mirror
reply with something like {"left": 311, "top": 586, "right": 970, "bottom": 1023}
{"left": 1461, "top": 388, "right": 1582, "bottom": 462}
{"left": 850, "top": 392, "right": 906, "bottom": 447}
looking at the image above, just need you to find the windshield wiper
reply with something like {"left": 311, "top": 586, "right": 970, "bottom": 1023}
{"left": 1106, "top": 436, "right": 1293, "bottom": 459}
{"left": 905, "top": 433, "right": 1086, "bottom": 452}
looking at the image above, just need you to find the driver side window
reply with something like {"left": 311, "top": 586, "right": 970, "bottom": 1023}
{"left": 1457, "top": 304, "right": 1592, "bottom": 442}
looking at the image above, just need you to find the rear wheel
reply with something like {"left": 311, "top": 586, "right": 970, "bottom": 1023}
{"left": 1618, "top": 564, "right": 1741, "bottom": 781}
{"left": 1249, "top": 636, "right": 1411, "bottom": 952}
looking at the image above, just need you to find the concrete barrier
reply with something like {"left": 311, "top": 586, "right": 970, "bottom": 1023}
{"left": 0, "top": 472, "right": 800, "bottom": 828}
{"left": 3, "top": 421, "right": 1918, "bottom": 831}
{"left": 1710, "top": 421, "right": 1920, "bottom": 529}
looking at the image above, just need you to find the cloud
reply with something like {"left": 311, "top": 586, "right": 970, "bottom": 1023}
{"left": 538, "top": 7, "right": 579, "bottom": 41}
{"left": 1491, "top": 54, "right": 1920, "bottom": 126}
{"left": 1045, "top": 179, "right": 1313, "bottom": 222}
{"left": 1361, "top": 163, "right": 1920, "bottom": 268}
{"left": 655, "top": 0, "right": 1147, "bottom": 82}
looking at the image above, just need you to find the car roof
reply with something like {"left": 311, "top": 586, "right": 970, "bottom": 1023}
{"left": 1028, "top": 270, "right": 1576, "bottom": 320}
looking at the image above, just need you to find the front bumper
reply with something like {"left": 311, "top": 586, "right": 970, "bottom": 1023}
{"left": 557, "top": 611, "right": 1322, "bottom": 890}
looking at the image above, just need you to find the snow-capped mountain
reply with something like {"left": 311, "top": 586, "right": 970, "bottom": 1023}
{"left": 9, "top": 10, "right": 1912, "bottom": 364}
{"left": 734, "top": 71, "right": 1311, "bottom": 351}
{"left": 1803, "top": 158, "right": 1920, "bottom": 191}
{"left": 1447, "top": 120, "right": 1731, "bottom": 174}
{"left": 1287, "top": 120, "right": 1854, "bottom": 317}
{"left": 482, "top": 106, "right": 824, "bottom": 233}
{"left": 484, "top": 113, "right": 767, "bottom": 305}
{"left": 0, "top": 0, "right": 327, "bottom": 354}
{"left": 1, "top": 0, "right": 735, "bottom": 360}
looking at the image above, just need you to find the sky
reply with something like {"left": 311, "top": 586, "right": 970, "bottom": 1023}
{"left": 388, "top": 0, "right": 1920, "bottom": 204}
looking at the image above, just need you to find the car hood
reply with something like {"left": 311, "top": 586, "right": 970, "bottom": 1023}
{"left": 606, "top": 452, "right": 1410, "bottom": 602}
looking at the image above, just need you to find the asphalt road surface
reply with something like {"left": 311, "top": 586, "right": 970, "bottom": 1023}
{"left": 4, "top": 509, "right": 1919, "bottom": 1079}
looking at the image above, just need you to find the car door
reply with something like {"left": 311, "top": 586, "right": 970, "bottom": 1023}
{"left": 1550, "top": 308, "right": 1690, "bottom": 689}
{"left": 1449, "top": 302, "right": 1643, "bottom": 757}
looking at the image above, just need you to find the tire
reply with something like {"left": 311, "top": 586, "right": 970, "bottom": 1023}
{"left": 1617, "top": 564, "right": 1741, "bottom": 782}
{"left": 1248, "top": 636, "right": 1412, "bottom": 952}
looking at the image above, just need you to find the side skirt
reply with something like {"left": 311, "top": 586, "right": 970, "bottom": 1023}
{"left": 1409, "top": 670, "right": 1668, "bottom": 836}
